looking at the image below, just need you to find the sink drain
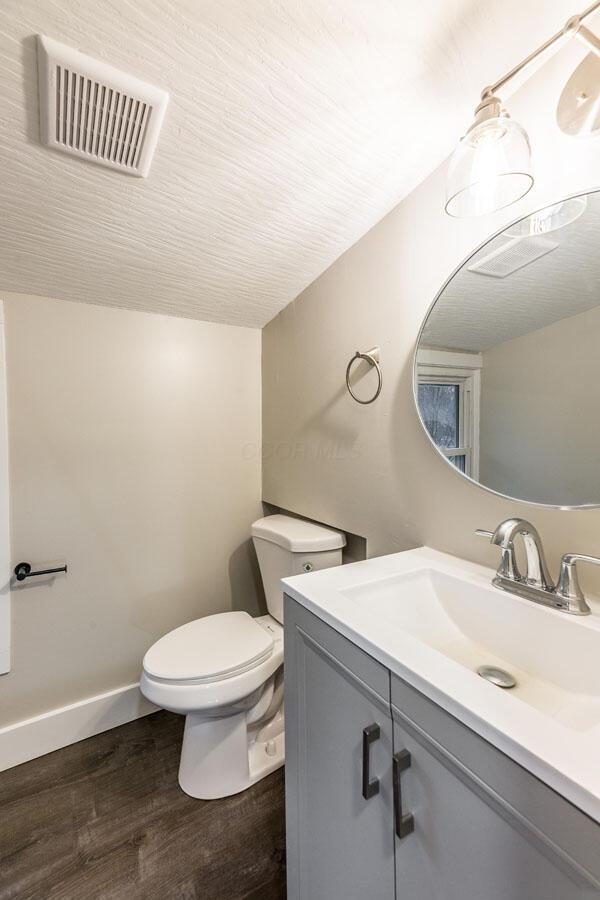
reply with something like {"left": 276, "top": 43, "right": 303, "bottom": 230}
{"left": 477, "top": 665, "right": 517, "bottom": 689}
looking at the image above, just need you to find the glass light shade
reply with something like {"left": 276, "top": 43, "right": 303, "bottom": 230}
{"left": 503, "top": 195, "right": 587, "bottom": 237}
{"left": 445, "top": 116, "right": 533, "bottom": 217}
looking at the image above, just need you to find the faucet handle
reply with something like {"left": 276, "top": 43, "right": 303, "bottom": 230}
{"left": 475, "top": 526, "right": 521, "bottom": 581}
{"left": 555, "top": 554, "right": 599, "bottom": 615}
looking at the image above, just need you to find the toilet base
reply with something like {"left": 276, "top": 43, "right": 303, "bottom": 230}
{"left": 178, "top": 709, "right": 285, "bottom": 800}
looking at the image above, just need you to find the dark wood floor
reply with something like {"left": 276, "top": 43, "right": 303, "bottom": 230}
{"left": 0, "top": 711, "right": 286, "bottom": 900}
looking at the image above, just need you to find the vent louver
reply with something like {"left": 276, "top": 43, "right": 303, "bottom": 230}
{"left": 467, "top": 236, "right": 559, "bottom": 279}
{"left": 37, "top": 35, "right": 168, "bottom": 177}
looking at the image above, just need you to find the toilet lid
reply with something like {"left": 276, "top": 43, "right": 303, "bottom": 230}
{"left": 143, "top": 611, "right": 274, "bottom": 683}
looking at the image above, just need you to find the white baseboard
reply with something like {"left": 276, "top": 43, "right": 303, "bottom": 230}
{"left": 0, "top": 683, "right": 157, "bottom": 772}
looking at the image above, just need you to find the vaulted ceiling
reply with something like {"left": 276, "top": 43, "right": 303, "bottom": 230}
{"left": 0, "top": 1, "right": 582, "bottom": 327}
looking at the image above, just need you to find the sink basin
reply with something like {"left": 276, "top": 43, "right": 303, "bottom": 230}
{"left": 282, "top": 546, "right": 600, "bottom": 821}
{"left": 342, "top": 568, "right": 600, "bottom": 731}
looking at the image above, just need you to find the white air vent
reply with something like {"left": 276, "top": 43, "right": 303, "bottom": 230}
{"left": 37, "top": 35, "right": 168, "bottom": 177}
{"left": 467, "top": 236, "right": 559, "bottom": 278}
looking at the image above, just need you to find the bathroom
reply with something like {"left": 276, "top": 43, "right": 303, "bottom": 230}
{"left": 1, "top": 1, "right": 599, "bottom": 898}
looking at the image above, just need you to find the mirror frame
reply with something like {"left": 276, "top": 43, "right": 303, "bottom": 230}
{"left": 412, "top": 188, "right": 600, "bottom": 511}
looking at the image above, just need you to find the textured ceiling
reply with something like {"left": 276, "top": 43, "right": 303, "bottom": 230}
{"left": 0, "top": 0, "right": 586, "bottom": 327}
{"left": 422, "top": 190, "right": 600, "bottom": 352}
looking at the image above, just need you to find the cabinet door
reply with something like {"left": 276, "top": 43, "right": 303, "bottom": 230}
{"left": 392, "top": 706, "right": 600, "bottom": 900}
{"left": 285, "top": 597, "right": 396, "bottom": 900}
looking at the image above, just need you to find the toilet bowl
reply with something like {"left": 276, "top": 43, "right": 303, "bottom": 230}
{"left": 141, "top": 612, "right": 284, "bottom": 799}
{"left": 140, "top": 514, "right": 345, "bottom": 799}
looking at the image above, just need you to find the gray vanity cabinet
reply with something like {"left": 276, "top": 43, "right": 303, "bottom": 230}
{"left": 392, "top": 681, "right": 600, "bottom": 899}
{"left": 284, "top": 597, "right": 396, "bottom": 900}
{"left": 285, "top": 595, "right": 600, "bottom": 900}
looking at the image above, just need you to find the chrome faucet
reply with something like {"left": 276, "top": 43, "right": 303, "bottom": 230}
{"left": 476, "top": 518, "right": 599, "bottom": 616}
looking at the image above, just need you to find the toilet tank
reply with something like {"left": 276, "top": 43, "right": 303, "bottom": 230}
{"left": 251, "top": 515, "right": 345, "bottom": 624}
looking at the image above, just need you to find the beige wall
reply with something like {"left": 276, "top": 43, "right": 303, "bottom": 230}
{"left": 262, "top": 41, "right": 600, "bottom": 597}
{"left": 480, "top": 304, "right": 600, "bottom": 506}
{"left": 1, "top": 294, "right": 262, "bottom": 727}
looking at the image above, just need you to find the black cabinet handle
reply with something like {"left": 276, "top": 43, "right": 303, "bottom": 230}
{"left": 393, "top": 749, "right": 415, "bottom": 839}
{"left": 14, "top": 562, "right": 67, "bottom": 582}
{"left": 362, "top": 723, "right": 380, "bottom": 799}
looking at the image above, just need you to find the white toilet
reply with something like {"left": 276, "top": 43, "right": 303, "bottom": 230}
{"left": 140, "top": 514, "right": 345, "bottom": 799}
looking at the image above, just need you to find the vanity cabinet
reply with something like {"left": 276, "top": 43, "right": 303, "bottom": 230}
{"left": 284, "top": 594, "right": 396, "bottom": 899}
{"left": 284, "top": 596, "right": 600, "bottom": 900}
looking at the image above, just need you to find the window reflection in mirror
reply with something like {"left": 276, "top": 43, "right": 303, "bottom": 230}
{"left": 417, "top": 363, "right": 478, "bottom": 478}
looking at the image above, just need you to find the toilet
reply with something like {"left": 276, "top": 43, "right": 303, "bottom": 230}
{"left": 140, "top": 514, "right": 345, "bottom": 800}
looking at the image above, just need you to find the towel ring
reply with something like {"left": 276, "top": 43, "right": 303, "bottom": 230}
{"left": 346, "top": 347, "right": 382, "bottom": 404}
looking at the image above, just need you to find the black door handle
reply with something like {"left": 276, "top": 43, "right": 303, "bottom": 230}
{"left": 14, "top": 562, "right": 67, "bottom": 582}
{"left": 393, "top": 749, "right": 415, "bottom": 839}
{"left": 362, "top": 723, "right": 380, "bottom": 799}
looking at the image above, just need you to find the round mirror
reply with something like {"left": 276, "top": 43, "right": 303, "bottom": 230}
{"left": 414, "top": 190, "right": 600, "bottom": 508}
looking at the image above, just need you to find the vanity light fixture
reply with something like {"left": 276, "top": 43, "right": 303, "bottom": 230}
{"left": 445, "top": 94, "right": 533, "bottom": 218}
{"left": 445, "top": 3, "right": 600, "bottom": 218}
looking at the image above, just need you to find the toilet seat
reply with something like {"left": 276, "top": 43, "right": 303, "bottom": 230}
{"left": 140, "top": 614, "right": 283, "bottom": 716}
{"left": 142, "top": 611, "right": 274, "bottom": 685}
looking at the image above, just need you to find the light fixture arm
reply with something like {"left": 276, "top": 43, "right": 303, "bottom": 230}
{"left": 572, "top": 22, "right": 600, "bottom": 55}
{"left": 480, "top": 2, "right": 600, "bottom": 102}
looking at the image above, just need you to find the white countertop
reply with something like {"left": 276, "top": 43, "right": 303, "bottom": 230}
{"left": 283, "top": 546, "right": 600, "bottom": 823}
